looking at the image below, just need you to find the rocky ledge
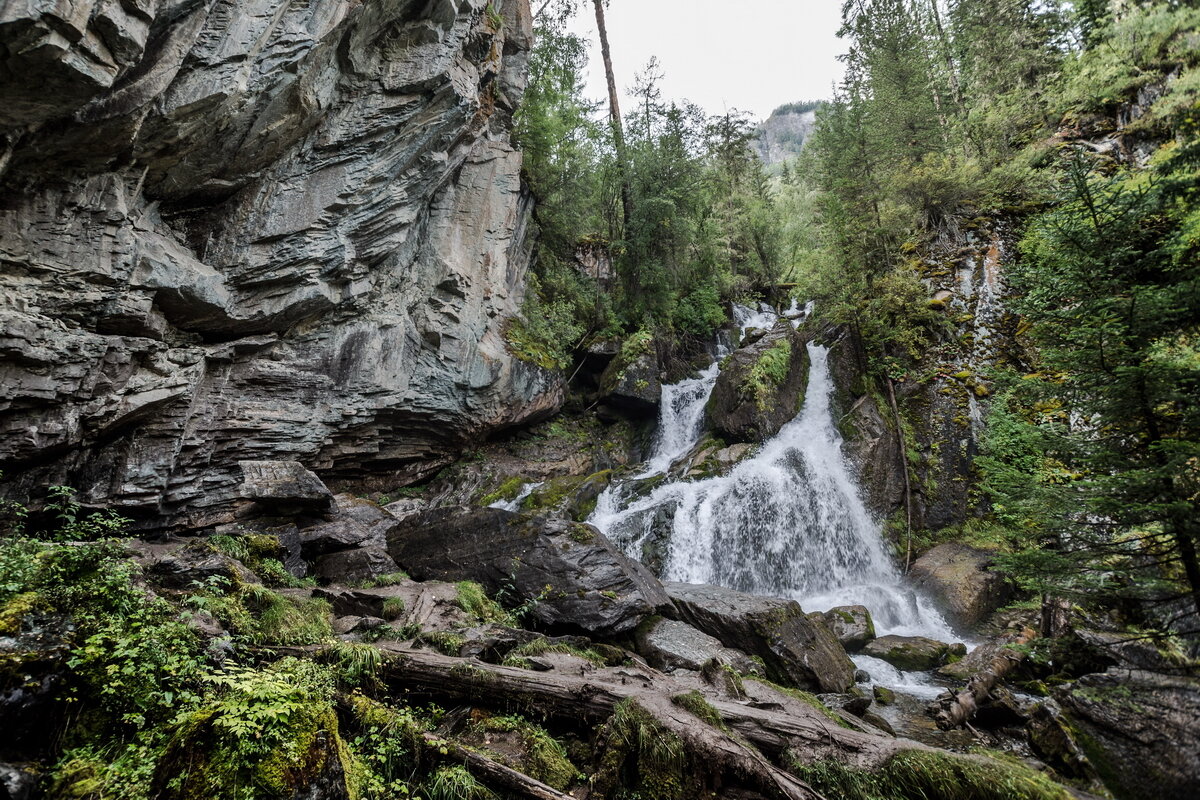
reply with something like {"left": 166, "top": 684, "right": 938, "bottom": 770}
{"left": 0, "top": 0, "right": 561, "bottom": 528}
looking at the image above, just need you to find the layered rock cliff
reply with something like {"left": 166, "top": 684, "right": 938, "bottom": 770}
{"left": 0, "top": 0, "right": 561, "bottom": 527}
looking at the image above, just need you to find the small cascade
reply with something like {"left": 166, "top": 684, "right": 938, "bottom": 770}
{"left": 636, "top": 303, "right": 776, "bottom": 477}
{"left": 591, "top": 332, "right": 956, "bottom": 643}
{"left": 488, "top": 481, "right": 542, "bottom": 512}
{"left": 638, "top": 362, "right": 723, "bottom": 477}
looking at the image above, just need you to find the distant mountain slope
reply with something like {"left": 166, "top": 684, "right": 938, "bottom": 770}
{"left": 754, "top": 101, "right": 821, "bottom": 165}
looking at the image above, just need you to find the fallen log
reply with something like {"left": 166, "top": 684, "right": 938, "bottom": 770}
{"left": 423, "top": 732, "right": 573, "bottom": 800}
{"left": 368, "top": 643, "right": 926, "bottom": 798}
{"left": 933, "top": 627, "right": 1036, "bottom": 730}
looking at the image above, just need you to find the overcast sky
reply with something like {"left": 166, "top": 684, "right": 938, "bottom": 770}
{"left": 564, "top": 1, "right": 847, "bottom": 122}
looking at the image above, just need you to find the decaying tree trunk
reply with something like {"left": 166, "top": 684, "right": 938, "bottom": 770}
{"left": 933, "top": 627, "right": 1036, "bottom": 730}
{"left": 367, "top": 643, "right": 931, "bottom": 799}
{"left": 423, "top": 732, "right": 574, "bottom": 800}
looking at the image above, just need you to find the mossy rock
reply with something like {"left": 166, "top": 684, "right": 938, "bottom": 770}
{"left": 522, "top": 475, "right": 586, "bottom": 513}
{"left": 152, "top": 700, "right": 355, "bottom": 800}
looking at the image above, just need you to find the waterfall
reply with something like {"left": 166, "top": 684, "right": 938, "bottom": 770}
{"left": 590, "top": 337, "right": 955, "bottom": 642}
{"left": 638, "top": 362, "right": 723, "bottom": 477}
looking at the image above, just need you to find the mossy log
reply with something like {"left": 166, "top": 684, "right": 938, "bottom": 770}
{"left": 366, "top": 643, "right": 968, "bottom": 799}
{"left": 933, "top": 628, "right": 1035, "bottom": 730}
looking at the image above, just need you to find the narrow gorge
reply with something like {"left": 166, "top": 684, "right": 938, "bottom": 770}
{"left": 1, "top": 2, "right": 1198, "bottom": 800}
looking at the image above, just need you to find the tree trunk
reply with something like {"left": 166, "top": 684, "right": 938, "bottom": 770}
{"left": 367, "top": 643, "right": 929, "bottom": 797}
{"left": 424, "top": 732, "right": 574, "bottom": 800}
{"left": 592, "top": 0, "right": 633, "bottom": 231}
{"left": 933, "top": 628, "right": 1035, "bottom": 730}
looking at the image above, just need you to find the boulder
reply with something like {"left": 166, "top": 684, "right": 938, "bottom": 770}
{"left": 1026, "top": 703, "right": 1099, "bottom": 783}
{"left": 133, "top": 540, "right": 260, "bottom": 591}
{"left": 238, "top": 461, "right": 334, "bottom": 514}
{"left": 665, "top": 582, "right": 855, "bottom": 693}
{"left": 388, "top": 507, "right": 672, "bottom": 637}
{"left": 707, "top": 321, "right": 809, "bottom": 443}
{"left": 909, "top": 543, "right": 1012, "bottom": 629}
{"left": 598, "top": 351, "right": 661, "bottom": 415}
{"left": 635, "top": 617, "right": 762, "bottom": 676}
{"left": 312, "top": 548, "right": 400, "bottom": 585}
{"left": 861, "top": 635, "right": 953, "bottom": 672}
{"left": 1057, "top": 670, "right": 1200, "bottom": 800}
{"left": 821, "top": 605, "right": 876, "bottom": 652}
{"left": 298, "top": 518, "right": 378, "bottom": 558}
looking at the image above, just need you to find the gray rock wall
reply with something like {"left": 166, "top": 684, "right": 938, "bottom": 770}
{"left": 0, "top": 0, "right": 561, "bottom": 527}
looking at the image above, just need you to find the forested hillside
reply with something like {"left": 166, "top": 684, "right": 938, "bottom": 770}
{"left": 1, "top": 1, "right": 1198, "bottom": 799}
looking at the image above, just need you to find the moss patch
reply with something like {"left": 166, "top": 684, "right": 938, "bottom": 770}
{"left": 787, "top": 749, "right": 1072, "bottom": 800}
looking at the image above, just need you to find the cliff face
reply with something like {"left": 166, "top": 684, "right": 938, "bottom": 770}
{"left": 0, "top": 0, "right": 561, "bottom": 527}
{"left": 753, "top": 103, "right": 817, "bottom": 166}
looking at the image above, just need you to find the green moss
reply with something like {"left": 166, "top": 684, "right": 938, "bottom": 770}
{"left": 471, "top": 713, "right": 578, "bottom": 790}
{"left": 742, "top": 340, "right": 794, "bottom": 412}
{"left": 0, "top": 591, "right": 38, "bottom": 636}
{"left": 567, "top": 523, "right": 595, "bottom": 544}
{"left": 595, "top": 699, "right": 689, "bottom": 800}
{"left": 454, "top": 581, "right": 510, "bottom": 624}
{"left": 381, "top": 597, "right": 406, "bottom": 620}
{"left": 787, "top": 749, "right": 1072, "bottom": 800}
{"left": 478, "top": 476, "right": 527, "bottom": 507}
{"left": 501, "top": 639, "right": 610, "bottom": 668}
{"left": 523, "top": 476, "right": 585, "bottom": 512}
{"left": 154, "top": 664, "right": 354, "bottom": 800}
{"left": 670, "top": 691, "right": 728, "bottom": 732}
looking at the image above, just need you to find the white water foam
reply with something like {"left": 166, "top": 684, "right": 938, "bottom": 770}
{"left": 591, "top": 342, "right": 956, "bottom": 642}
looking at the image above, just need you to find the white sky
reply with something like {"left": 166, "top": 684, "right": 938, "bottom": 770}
{"left": 564, "top": 1, "right": 847, "bottom": 122}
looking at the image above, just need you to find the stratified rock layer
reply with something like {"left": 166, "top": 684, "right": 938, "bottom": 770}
{"left": 0, "top": 0, "right": 560, "bottom": 527}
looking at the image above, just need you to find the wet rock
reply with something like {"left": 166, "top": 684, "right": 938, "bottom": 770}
{"left": 973, "top": 684, "right": 1032, "bottom": 729}
{"left": 862, "top": 711, "right": 896, "bottom": 736}
{"left": 665, "top": 582, "right": 855, "bottom": 693}
{"left": 909, "top": 543, "right": 1012, "bottom": 629}
{"left": 855, "top": 668, "right": 872, "bottom": 683}
{"left": 564, "top": 470, "right": 614, "bottom": 521}
{"left": 820, "top": 692, "right": 872, "bottom": 717}
{"left": 0, "top": 763, "right": 37, "bottom": 800}
{"left": 873, "top": 685, "right": 895, "bottom": 705}
{"left": 635, "top": 617, "right": 762, "bottom": 676}
{"left": 388, "top": 507, "right": 672, "bottom": 637}
{"left": 0, "top": 614, "right": 72, "bottom": 760}
{"left": 861, "top": 635, "right": 953, "bottom": 672}
{"left": 708, "top": 321, "right": 810, "bottom": 443}
{"left": 312, "top": 548, "right": 400, "bottom": 586}
{"left": 316, "top": 581, "right": 474, "bottom": 636}
{"left": 239, "top": 461, "right": 335, "bottom": 515}
{"left": 1057, "top": 670, "right": 1200, "bottom": 800}
{"left": 821, "top": 605, "right": 876, "bottom": 652}
{"left": 0, "top": 0, "right": 560, "bottom": 528}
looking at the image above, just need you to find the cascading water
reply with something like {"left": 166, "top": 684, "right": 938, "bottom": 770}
{"left": 590, "top": 320, "right": 956, "bottom": 644}
{"left": 638, "top": 362, "right": 723, "bottom": 477}
{"left": 489, "top": 481, "right": 542, "bottom": 512}
{"left": 636, "top": 303, "right": 770, "bottom": 477}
